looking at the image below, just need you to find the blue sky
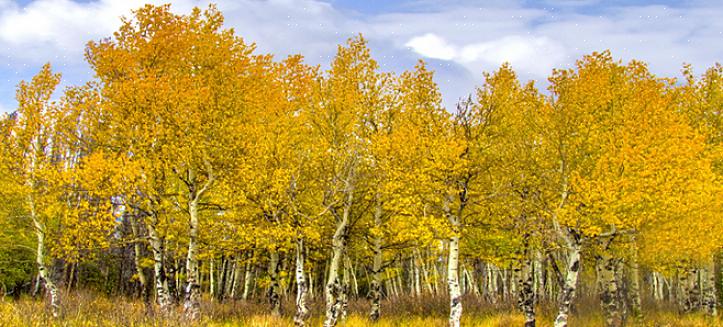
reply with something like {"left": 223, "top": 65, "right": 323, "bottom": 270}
{"left": 0, "top": 0, "right": 721, "bottom": 112}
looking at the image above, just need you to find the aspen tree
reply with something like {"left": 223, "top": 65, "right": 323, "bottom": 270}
{"left": 546, "top": 52, "right": 722, "bottom": 326}
{"left": 365, "top": 61, "right": 440, "bottom": 321}
{"left": 86, "top": 4, "right": 268, "bottom": 319}
{"left": 310, "top": 36, "right": 382, "bottom": 326}
{"left": 1, "top": 65, "right": 63, "bottom": 317}
{"left": 472, "top": 64, "right": 548, "bottom": 327}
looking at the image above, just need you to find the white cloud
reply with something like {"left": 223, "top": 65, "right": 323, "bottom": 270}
{"left": 405, "top": 33, "right": 457, "bottom": 60}
{"left": 0, "top": 0, "right": 721, "bottom": 113}
{"left": 404, "top": 34, "right": 567, "bottom": 78}
{"left": 0, "top": 0, "right": 212, "bottom": 63}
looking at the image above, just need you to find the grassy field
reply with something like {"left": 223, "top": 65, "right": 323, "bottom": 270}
{"left": 1, "top": 292, "right": 721, "bottom": 326}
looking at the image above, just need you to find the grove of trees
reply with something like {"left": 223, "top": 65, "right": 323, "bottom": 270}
{"left": 0, "top": 4, "right": 721, "bottom": 327}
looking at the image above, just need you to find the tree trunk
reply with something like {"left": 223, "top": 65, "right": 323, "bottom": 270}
{"left": 231, "top": 256, "right": 242, "bottom": 299}
{"left": 341, "top": 256, "right": 350, "bottom": 321}
{"left": 414, "top": 255, "right": 422, "bottom": 296}
{"left": 170, "top": 257, "right": 180, "bottom": 304}
{"left": 323, "top": 218, "right": 348, "bottom": 327}
{"left": 385, "top": 270, "right": 395, "bottom": 298}
{"left": 369, "top": 200, "right": 383, "bottom": 322}
{"left": 32, "top": 207, "right": 60, "bottom": 318}
{"left": 419, "top": 250, "right": 434, "bottom": 295}
{"left": 652, "top": 271, "right": 665, "bottom": 302}
{"left": 488, "top": 264, "right": 499, "bottom": 303}
{"left": 221, "top": 259, "right": 228, "bottom": 298}
{"left": 242, "top": 252, "right": 254, "bottom": 300}
{"left": 505, "top": 268, "right": 513, "bottom": 301}
{"left": 432, "top": 254, "right": 441, "bottom": 295}
{"left": 702, "top": 260, "right": 718, "bottom": 316}
{"left": 224, "top": 257, "right": 235, "bottom": 300}
{"left": 268, "top": 248, "right": 282, "bottom": 316}
{"left": 598, "top": 253, "right": 622, "bottom": 327}
{"left": 680, "top": 268, "right": 701, "bottom": 313}
{"left": 309, "top": 266, "right": 315, "bottom": 300}
{"left": 534, "top": 251, "right": 544, "bottom": 303}
{"left": 147, "top": 216, "right": 171, "bottom": 312}
{"left": 64, "top": 263, "right": 76, "bottom": 293}
{"left": 463, "top": 263, "right": 479, "bottom": 296}
{"left": 183, "top": 197, "right": 201, "bottom": 320}
{"left": 554, "top": 230, "right": 582, "bottom": 327}
{"left": 294, "top": 237, "right": 310, "bottom": 326}
{"left": 448, "top": 231, "right": 462, "bottom": 327}
{"left": 347, "top": 256, "right": 358, "bottom": 298}
{"left": 209, "top": 258, "right": 216, "bottom": 299}
{"left": 129, "top": 213, "right": 152, "bottom": 314}
{"left": 518, "top": 244, "right": 536, "bottom": 327}
{"left": 628, "top": 249, "right": 642, "bottom": 320}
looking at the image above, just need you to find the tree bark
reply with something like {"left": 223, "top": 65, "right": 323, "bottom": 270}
{"left": 419, "top": 249, "right": 434, "bottom": 295}
{"left": 129, "top": 213, "right": 152, "bottom": 314}
{"left": 448, "top": 229, "right": 462, "bottom": 327}
{"left": 554, "top": 229, "right": 582, "bottom": 327}
{"left": 413, "top": 255, "right": 422, "bottom": 296}
{"left": 341, "top": 256, "right": 351, "bottom": 321}
{"left": 242, "top": 251, "right": 254, "bottom": 300}
{"left": 680, "top": 268, "right": 701, "bottom": 313}
{"left": 597, "top": 252, "right": 622, "bottom": 327}
{"left": 323, "top": 217, "right": 348, "bottom": 327}
{"left": 147, "top": 214, "right": 171, "bottom": 312}
{"left": 209, "top": 258, "right": 216, "bottom": 299}
{"left": 183, "top": 196, "right": 201, "bottom": 320}
{"left": 224, "top": 257, "right": 235, "bottom": 300}
{"left": 268, "top": 248, "right": 282, "bottom": 316}
{"left": 369, "top": 199, "right": 383, "bottom": 322}
{"left": 518, "top": 242, "right": 536, "bottom": 327}
{"left": 308, "top": 266, "right": 315, "bottom": 300}
{"left": 487, "top": 263, "right": 498, "bottom": 303}
{"left": 294, "top": 237, "right": 310, "bottom": 326}
{"left": 534, "top": 251, "right": 545, "bottom": 303}
{"left": 628, "top": 248, "right": 642, "bottom": 320}
{"left": 652, "top": 271, "right": 665, "bottom": 302}
{"left": 702, "top": 260, "right": 718, "bottom": 316}
{"left": 231, "top": 256, "right": 242, "bottom": 299}
{"left": 32, "top": 202, "right": 60, "bottom": 318}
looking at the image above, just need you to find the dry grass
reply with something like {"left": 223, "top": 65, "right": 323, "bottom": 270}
{"left": 1, "top": 291, "right": 721, "bottom": 326}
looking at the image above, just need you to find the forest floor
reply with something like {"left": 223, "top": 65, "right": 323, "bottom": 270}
{"left": 0, "top": 291, "right": 721, "bottom": 326}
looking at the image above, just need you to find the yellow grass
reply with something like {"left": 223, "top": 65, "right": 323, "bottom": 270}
{"left": 1, "top": 293, "right": 722, "bottom": 326}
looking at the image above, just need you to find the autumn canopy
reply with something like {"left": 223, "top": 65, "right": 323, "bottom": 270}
{"left": 0, "top": 4, "right": 721, "bottom": 327}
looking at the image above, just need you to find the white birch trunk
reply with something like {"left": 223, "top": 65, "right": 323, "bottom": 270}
{"left": 419, "top": 249, "right": 434, "bottom": 295}
{"left": 628, "top": 252, "right": 642, "bottom": 319}
{"left": 32, "top": 202, "right": 60, "bottom": 318}
{"left": 183, "top": 197, "right": 201, "bottom": 320}
{"left": 27, "top": 134, "right": 60, "bottom": 318}
{"left": 341, "top": 257, "right": 350, "bottom": 321}
{"left": 129, "top": 213, "right": 151, "bottom": 313}
{"left": 231, "top": 256, "right": 242, "bottom": 299}
{"left": 294, "top": 237, "right": 310, "bottom": 326}
{"left": 268, "top": 249, "right": 282, "bottom": 316}
{"left": 703, "top": 261, "right": 718, "bottom": 316}
{"left": 242, "top": 252, "right": 254, "bottom": 300}
{"left": 518, "top": 241, "right": 536, "bottom": 327}
{"left": 652, "top": 272, "right": 664, "bottom": 301}
{"left": 147, "top": 216, "right": 171, "bottom": 311}
{"left": 448, "top": 232, "right": 462, "bottom": 327}
{"left": 369, "top": 200, "right": 383, "bottom": 321}
{"left": 597, "top": 253, "right": 622, "bottom": 327}
{"left": 209, "top": 258, "right": 215, "bottom": 299}
{"left": 323, "top": 218, "right": 348, "bottom": 327}
{"left": 554, "top": 231, "right": 582, "bottom": 327}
